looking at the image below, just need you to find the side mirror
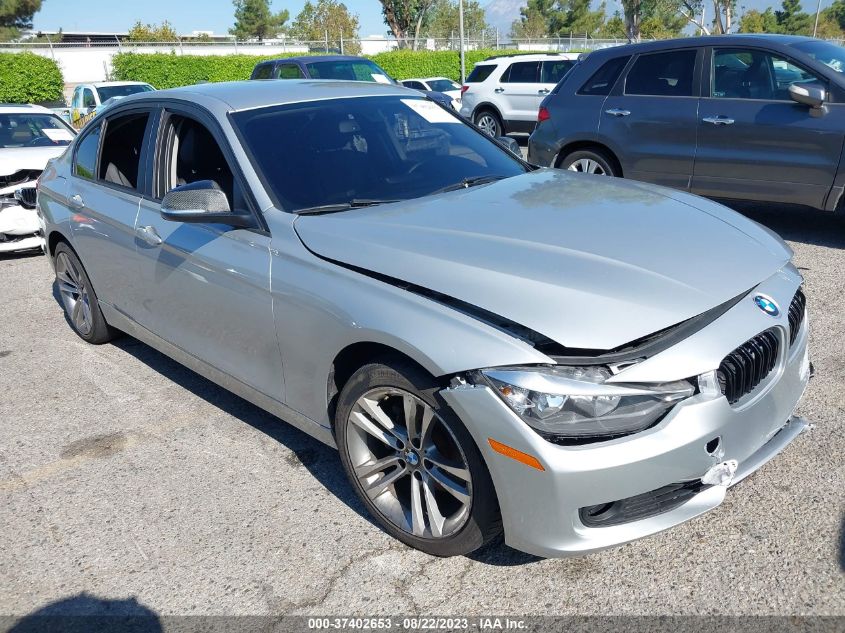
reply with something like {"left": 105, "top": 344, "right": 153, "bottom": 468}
{"left": 789, "top": 83, "right": 826, "bottom": 112}
{"left": 496, "top": 136, "right": 522, "bottom": 157}
{"left": 160, "top": 180, "right": 254, "bottom": 228}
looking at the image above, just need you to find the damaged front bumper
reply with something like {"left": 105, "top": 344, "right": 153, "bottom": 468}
{"left": 441, "top": 281, "right": 812, "bottom": 557}
{"left": 0, "top": 184, "right": 41, "bottom": 253}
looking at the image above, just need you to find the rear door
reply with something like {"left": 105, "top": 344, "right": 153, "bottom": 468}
{"left": 498, "top": 60, "right": 543, "bottom": 131}
{"left": 693, "top": 46, "right": 843, "bottom": 208}
{"left": 600, "top": 48, "right": 701, "bottom": 189}
{"left": 132, "top": 105, "right": 284, "bottom": 401}
{"left": 67, "top": 108, "right": 154, "bottom": 314}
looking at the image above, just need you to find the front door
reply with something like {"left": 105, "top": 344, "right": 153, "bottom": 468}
{"left": 600, "top": 48, "right": 701, "bottom": 190}
{"left": 693, "top": 47, "right": 843, "bottom": 208}
{"left": 132, "top": 108, "right": 284, "bottom": 401}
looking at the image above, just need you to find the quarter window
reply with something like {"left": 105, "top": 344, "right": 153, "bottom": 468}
{"left": 466, "top": 64, "right": 495, "bottom": 83}
{"left": 99, "top": 112, "right": 150, "bottom": 191}
{"left": 625, "top": 50, "right": 697, "bottom": 97}
{"left": 578, "top": 56, "right": 630, "bottom": 95}
{"left": 73, "top": 123, "right": 102, "bottom": 180}
{"left": 253, "top": 64, "right": 273, "bottom": 79}
{"left": 541, "top": 60, "right": 575, "bottom": 84}
{"left": 82, "top": 88, "right": 96, "bottom": 108}
{"left": 711, "top": 48, "right": 823, "bottom": 100}
{"left": 502, "top": 61, "right": 540, "bottom": 83}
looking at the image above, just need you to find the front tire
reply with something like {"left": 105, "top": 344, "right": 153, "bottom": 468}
{"left": 560, "top": 148, "right": 617, "bottom": 177}
{"left": 54, "top": 243, "right": 116, "bottom": 344}
{"left": 335, "top": 357, "right": 501, "bottom": 556}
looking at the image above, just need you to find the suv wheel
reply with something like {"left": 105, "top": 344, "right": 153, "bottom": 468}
{"left": 560, "top": 149, "right": 617, "bottom": 177}
{"left": 474, "top": 110, "right": 503, "bottom": 137}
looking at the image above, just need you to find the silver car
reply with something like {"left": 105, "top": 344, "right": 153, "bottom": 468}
{"left": 37, "top": 80, "right": 811, "bottom": 558}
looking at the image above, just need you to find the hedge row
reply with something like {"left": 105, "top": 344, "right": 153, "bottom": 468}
{"left": 0, "top": 52, "right": 65, "bottom": 104}
{"left": 112, "top": 49, "right": 529, "bottom": 89}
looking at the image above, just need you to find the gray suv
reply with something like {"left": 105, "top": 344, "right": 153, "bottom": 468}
{"left": 529, "top": 35, "right": 845, "bottom": 213}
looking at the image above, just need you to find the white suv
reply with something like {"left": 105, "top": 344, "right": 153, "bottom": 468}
{"left": 459, "top": 53, "right": 578, "bottom": 137}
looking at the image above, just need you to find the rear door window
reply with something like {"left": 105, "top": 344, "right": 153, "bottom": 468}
{"left": 83, "top": 88, "right": 96, "bottom": 108}
{"left": 625, "top": 50, "right": 697, "bottom": 96}
{"left": 502, "top": 61, "right": 540, "bottom": 83}
{"left": 578, "top": 56, "right": 630, "bottom": 95}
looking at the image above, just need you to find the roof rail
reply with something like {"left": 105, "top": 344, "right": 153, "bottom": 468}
{"left": 483, "top": 52, "right": 562, "bottom": 61}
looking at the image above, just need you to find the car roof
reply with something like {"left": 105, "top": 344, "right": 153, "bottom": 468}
{"left": 583, "top": 34, "right": 816, "bottom": 60}
{"left": 404, "top": 77, "right": 452, "bottom": 82}
{"left": 0, "top": 104, "right": 53, "bottom": 114}
{"left": 481, "top": 52, "right": 578, "bottom": 63}
{"left": 115, "top": 79, "right": 416, "bottom": 113}
{"left": 262, "top": 55, "right": 375, "bottom": 65}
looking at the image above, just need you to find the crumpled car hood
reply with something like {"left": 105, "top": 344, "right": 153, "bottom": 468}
{"left": 294, "top": 169, "right": 791, "bottom": 351}
{"left": 0, "top": 146, "right": 68, "bottom": 178}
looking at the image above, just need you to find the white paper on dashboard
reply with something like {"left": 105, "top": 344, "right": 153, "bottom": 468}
{"left": 42, "top": 128, "right": 74, "bottom": 142}
{"left": 401, "top": 99, "right": 458, "bottom": 123}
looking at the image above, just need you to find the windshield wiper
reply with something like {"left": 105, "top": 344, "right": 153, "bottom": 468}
{"left": 296, "top": 199, "right": 401, "bottom": 215}
{"left": 432, "top": 175, "right": 508, "bottom": 195}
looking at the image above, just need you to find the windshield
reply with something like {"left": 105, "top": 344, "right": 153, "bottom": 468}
{"left": 427, "top": 79, "right": 460, "bottom": 92}
{"left": 791, "top": 40, "right": 845, "bottom": 74}
{"left": 0, "top": 113, "right": 75, "bottom": 148}
{"left": 96, "top": 84, "right": 154, "bottom": 102}
{"left": 306, "top": 60, "right": 394, "bottom": 84}
{"left": 232, "top": 96, "right": 527, "bottom": 213}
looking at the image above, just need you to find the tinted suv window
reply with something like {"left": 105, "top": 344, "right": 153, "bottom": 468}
{"left": 541, "top": 60, "right": 575, "bottom": 84}
{"left": 83, "top": 89, "right": 96, "bottom": 108}
{"left": 578, "top": 56, "right": 630, "bottom": 95}
{"left": 712, "top": 48, "right": 823, "bottom": 100}
{"left": 625, "top": 50, "right": 697, "bottom": 96}
{"left": 252, "top": 64, "right": 273, "bottom": 79}
{"left": 74, "top": 123, "right": 101, "bottom": 180}
{"left": 99, "top": 112, "right": 149, "bottom": 190}
{"left": 466, "top": 64, "right": 495, "bottom": 83}
{"left": 503, "top": 61, "right": 539, "bottom": 83}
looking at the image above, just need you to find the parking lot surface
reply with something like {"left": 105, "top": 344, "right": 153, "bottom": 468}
{"left": 1, "top": 205, "right": 843, "bottom": 619}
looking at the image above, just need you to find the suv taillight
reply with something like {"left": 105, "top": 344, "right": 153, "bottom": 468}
{"left": 538, "top": 106, "right": 550, "bottom": 123}
{"left": 461, "top": 85, "right": 469, "bottom": 95}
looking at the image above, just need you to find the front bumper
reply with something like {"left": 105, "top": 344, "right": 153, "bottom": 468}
{"left": 0, "top": 193, "right": 41, "bottom": 253}
{"left": 442, "top": 274, "right": 811, "bottom": 557}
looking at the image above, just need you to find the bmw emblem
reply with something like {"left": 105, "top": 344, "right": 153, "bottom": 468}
{"left": 753, "top": 294, "right": 780, "bottom": 317}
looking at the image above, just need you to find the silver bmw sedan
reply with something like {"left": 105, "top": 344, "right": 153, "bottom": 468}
{"left": 36, "top": 80, "right": 811, "bottom": 558}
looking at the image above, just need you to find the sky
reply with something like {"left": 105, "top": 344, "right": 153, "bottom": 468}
{"left": 31, "top": 0, "right": 835, "bottom": 39}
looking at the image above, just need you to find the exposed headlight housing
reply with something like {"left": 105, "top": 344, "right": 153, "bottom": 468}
{"left": 480, "top": 366, "right": 695, "bottom": 442}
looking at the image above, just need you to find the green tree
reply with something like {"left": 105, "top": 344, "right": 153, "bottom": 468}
{"left": 822, "top": 0, "right": 845, "bottom": 29}
{"left": 738, "top": 8, "right": 778, "bottom": 32}
{"left": 425, "top": 0, "right": 491, "bottom": 39}
{"left": 775, "top": 0, "right": 813, "bottom": 34}
{"left": 0, "top": 0, "right": 42, "bottom": 40}
{"left": 379, "top": 0, "right": 439, "bottom": 48}
{"left": 598, "top": 12, "right": 627, "bottom": 37}
{"left": 230, "top": 0, "right": 289, "bottom": 41}
{"left": 291, "top": 0, "right": 360, "bottom": 52}
{"left": 510, "top": 6, "right": 549, "bottom": 38}
{"left": 127, "top": 20, "right": 179, "bottom": 42}
{"left": 509, "top": 0, "right": 605, "bottom": 38}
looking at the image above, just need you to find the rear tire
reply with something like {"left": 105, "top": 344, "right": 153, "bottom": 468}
{"left": 335, "top": 356, "right": 502, "bottom": 556}
{"left": 54, "top": 243, "right": 116, "bottom": 344}
{"left": 473, "top": 109, "right": 504, "bottom": 138}
{"left": 560, "top": 148, "right": 618, "bottom": 177}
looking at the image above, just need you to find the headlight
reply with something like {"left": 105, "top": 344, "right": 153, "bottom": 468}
{"left": 480, "top": 366, "right": 695, "bottom": 441}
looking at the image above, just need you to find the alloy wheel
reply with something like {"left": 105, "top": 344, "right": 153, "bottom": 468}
{"left": 345, "top": 387, "right": 473, "bottom": 539}
{"left": 567, "top": 158, "right": 607, "bottom": 175}
{"left": 56, "top": 252, "right": 93, "bottom": 336}
{"left": 475, "top": 113, "right": 498, "bottom": 137}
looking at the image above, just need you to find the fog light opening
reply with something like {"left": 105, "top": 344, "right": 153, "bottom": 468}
{"left": 585, "top": 502, "right": 614, "bottom": 518}
{"left": 705, "top": 436, "right": 722, "bottom": 456}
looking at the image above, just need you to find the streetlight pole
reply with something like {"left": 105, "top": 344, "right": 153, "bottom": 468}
{"left": 458, "top": 0, "right": 466, "bottom": 84}
{"left": 813, "top": 0, "right": 822, "bottom": 37}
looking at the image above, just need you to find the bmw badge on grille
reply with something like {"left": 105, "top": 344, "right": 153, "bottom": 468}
{"left": 753, "top": 294, "right": 780, "bottom": 317}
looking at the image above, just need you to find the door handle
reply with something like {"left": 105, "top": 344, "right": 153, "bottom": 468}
{"left": 702, "top": 116, "right": 735, "bottom": 125}
{"left": 69, "top": 194, "right": 84, "bottom": 209}
{"left": 494, "top": 87, "right": 505, "bottom": 93}
{"left": 605, "top": 108, "right": 631, "bottom": 117}
{"left": 135, "top": 225, "right": 162, "bottom": 246}
{"left": 538, "top": 88, "right": 550, "bottom": 95}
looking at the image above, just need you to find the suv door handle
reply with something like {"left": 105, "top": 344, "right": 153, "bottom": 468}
{"left": 135, "top": 225, "right": 162, "bottom": 246}
{"left": 605, "top": 108, "right": 631, "bottom": 117}
{"left": 69, "top": 194, "right": 84, "bottom": 209}
{"left": 703, "top": 116, "right": 735, "bottom": 125}
{"left": 538, "top": 88, "right": 550, "bottom": 95}
{"left": 494, "top": 87, "right": 505, "bottom": 93}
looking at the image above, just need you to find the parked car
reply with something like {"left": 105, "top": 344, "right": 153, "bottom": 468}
{"left": 0, "top": 104, "right": 75, "bottom": 253}
{"left": 529, "top": 35, "right": 845, "bottom": 212}
{"left": 69, "top": 81, "right": 154, "bottom": 128}
{"left": 459, "top": 53, "right": 578, "bottom": 136}
{"left": 250, "top": 55, "right": 456, "bottom": 110}
{"left": 39, "top": 80, "right": 810, "bottom": 558}
{"left": 402, "top": 76, "right": 463, "bottom": 109}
